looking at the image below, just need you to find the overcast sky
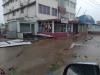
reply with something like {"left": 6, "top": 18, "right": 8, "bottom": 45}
{"left": 76, "top": 0, "right": 100, "bottom": 21}
{"left": 0, "top": 0, "right": 3, "bottom": 23}
{"left": 0, "top": 0, "right": 100, "bottom": 23}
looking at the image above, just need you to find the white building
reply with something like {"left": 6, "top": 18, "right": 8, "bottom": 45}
{"left": 3, "top": 0, "right": 76, "bottom": 38}
{"left": 88, "top": 24, "right": 100, "bottom": 32}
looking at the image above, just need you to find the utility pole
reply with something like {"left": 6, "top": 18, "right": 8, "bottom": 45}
{"left": 84, "top": 10, "right": 87, "bottom": 15}
{"left": 76, "top": 7, "right": 81, "bottom": 17}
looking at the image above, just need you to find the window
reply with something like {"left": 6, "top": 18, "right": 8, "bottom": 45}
{"left": 31, "top": 24, "right": 34, "bottom": 32}
{"left": 38, "top": 22, "right": 52, "bottom": 32}
{"left": 54, "top": 24, "right": 66, "bottom": 32}
{"left": 20, "top": 8, "right": 24, "bottom": 13}
{"left": 70, "top": 1, "right": 76, "bottom": 8}
{"left": 11, "top": 0, "right": 14, "bottom": 3}
{"left": 20, "top": 23, "right": 30, "bottom": 33}
{"left": 66, "top": 12, "right": 69, "bottom": 19}
{"left": 70, "top": 13, "right": 75, "bottom": 19}
{"left": 39, "top": 4, "right": 50, "bottom": 15}
{"left": 12, "top": 11, "right": 15, "bottom": 16}
{"left": 52, "top": 8, "right": 57, "bottom": 16}
{"left": 65, "top": 0, "right": 69, "bottom": 6}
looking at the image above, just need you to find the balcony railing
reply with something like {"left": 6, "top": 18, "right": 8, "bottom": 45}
{"left": 3, "top": 0, "right": 11, "bottom": 6}
{"left": 4, "top": 1, "right": 36, "bottom": 15}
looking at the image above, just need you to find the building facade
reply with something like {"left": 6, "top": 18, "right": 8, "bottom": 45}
{"left": 3, "top": 0, "right": 76, "bottom": 38}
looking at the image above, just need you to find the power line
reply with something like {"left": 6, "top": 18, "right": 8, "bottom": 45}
{"left": 76, "top": 0, "right": 100, "bottom": 16}
{"left": 92, "top": 0, "right": 100, "bottom": 5}
{"left": 87, "top": 0, "right": 97, "bottom": 6}
{"left": 79, "top": 0, "right": 100, "bottom": 8}
{"left": 82, "top": 0, "right": 97, "bottom": 8}
{"left": 76, "top": 7, "right": 81, "bottom": 16}
{"left": 87, "top": 0, "right": 100, "bottom": 7}
{"left": 78, "top": 0, "right": 100, "bottom": 11}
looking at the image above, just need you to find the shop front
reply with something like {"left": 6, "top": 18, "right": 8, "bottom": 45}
{"left": 68, "top": 20, "right": 88, "bottom": 40}
{"left": 38, "top": 19, "right": 68, "bottom": 38}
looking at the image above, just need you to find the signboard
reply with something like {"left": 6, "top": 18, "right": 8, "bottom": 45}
{"left": 61, "top": 17, "right": 68, "bottom": 23}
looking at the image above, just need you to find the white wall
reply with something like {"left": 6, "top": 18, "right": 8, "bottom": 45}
{"left": 3, "top": 0, "right": 76, "bottom": 23}
{"left": 88, "top": 25, "right": 100, "bottom": 32}
{"left": 38, "top": 0, "right": 58, "bottom": 8}
{"left": 27, "top": 5, "right": 36, "bottom": 18}
{"left": 3, "top": 0, "right": 36, "bottom": 23}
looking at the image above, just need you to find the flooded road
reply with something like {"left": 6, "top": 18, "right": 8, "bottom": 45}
{"left": 0, "top": 35, "right": 100, "bottom": 75}
{"left": 71, "top": 35, "right": 100, "bottom": 63}
{"left": 54, "top": 35, "right": 100, "bottom": 75}
{"left": 0, "top": 46, "right": 24, "bottom": 69}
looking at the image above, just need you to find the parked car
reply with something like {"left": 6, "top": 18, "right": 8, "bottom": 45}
{"left": 63, "top": 62, "right": 99, "bottom": 75}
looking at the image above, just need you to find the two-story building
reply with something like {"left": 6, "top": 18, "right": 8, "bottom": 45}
{"left": 3, "top": 0, "right": 76, "bottom": 38}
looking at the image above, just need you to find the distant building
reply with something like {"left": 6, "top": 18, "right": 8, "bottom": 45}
{"left": 88, "top": 24, "right": 100, "bottom": 33}
{"left": 3, "top": 0, "right": 76, "bottom": 38}
{"left": 96, "top": 21, "right": 100, "bottom": 25}
{"left": 68, "top": 15, "right": 95, "bottom": 39}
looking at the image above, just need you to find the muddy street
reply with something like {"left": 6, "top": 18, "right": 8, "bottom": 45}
{"left": 0, "top": 35, "right": 100, "bottom": 75}
{"left": 71, "top": 35, "right": 100, "bottom": 63}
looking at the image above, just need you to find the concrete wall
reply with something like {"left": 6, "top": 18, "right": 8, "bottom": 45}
{"left": 7, "top": 21, "right": 17, "bottom": 32}
{"left": 6, "top": 21, "right": 18, "bottom": 38}
{"left": 3, "top": 0, "right": 76, "bottom": 23}
{"left": 4, "top": 5, "right": 36, "bottom": 23}
{"left": 88, "top": 25, "right": 100, "bottom": 32}
{"left": 3, "top": 0, "right": 36, "bottom": 23}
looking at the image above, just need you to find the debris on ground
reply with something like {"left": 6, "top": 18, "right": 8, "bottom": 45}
{"left": 0, "top": 39, "right": 31, "bottom": 48}
{"left": 13, "top": 38, "right": 73, "bottom": 75}
{"left": 84, "top": 55, "right": 88, "bottom": 59}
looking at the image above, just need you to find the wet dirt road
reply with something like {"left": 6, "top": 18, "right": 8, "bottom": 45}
{"left": 0, "top": 38, "right": 72, "bottom": 75}
{"left": 71, "top": 35, "right": 100, "bottom": 63}
{"left": 0, "top": 46, "right": 24, "bottom": 69}
{"left": 54, "top": 35, "right": 100, "bottom": 75}
{"left": 0, "top": 35, "right": 100, "bottom": 75}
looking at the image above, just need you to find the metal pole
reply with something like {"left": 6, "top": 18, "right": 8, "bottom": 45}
{"left": 76, "top": 7, "right": 81, "bottom": 17}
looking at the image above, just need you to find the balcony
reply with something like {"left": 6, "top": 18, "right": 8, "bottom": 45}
{"left": 3, "top": 0, "right": 11, "bottom": 6}
{"left": 4, "top": 0, "right": 36, "bottom": 15}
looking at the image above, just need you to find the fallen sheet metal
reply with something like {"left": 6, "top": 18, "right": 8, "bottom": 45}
{"left": 0, "top": 39, "right": 31, "bottom": 48}
{"left": 37, "top": 34, "right": 53, "bottom": 38}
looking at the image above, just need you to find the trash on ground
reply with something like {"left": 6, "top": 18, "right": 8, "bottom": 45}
{"left": 69, "top": 43, "right": 75, "bottom": 49}
{"left": 84, "top": 55, "right": 88, "bottom": 58}
{"left": 36, "top": 34, "right": 53, "bottom": 38}
{"left": 0, "top": 39, "right": 31, "bottom": 48}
